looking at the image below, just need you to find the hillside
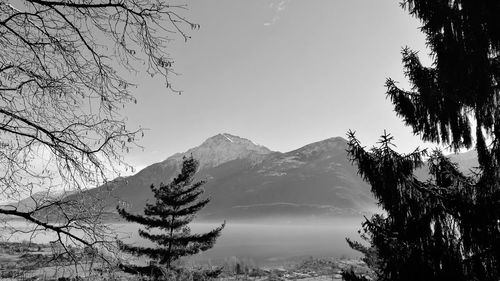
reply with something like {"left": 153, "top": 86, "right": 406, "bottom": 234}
{"left": 85, "top": 133, "right": 376, "bottom": 220}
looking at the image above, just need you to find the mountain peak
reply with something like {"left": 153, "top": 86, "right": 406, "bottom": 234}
{"left": 287, "top": 136, "right": 348, "bottom": 160}
{"left": 202, "top": 133, "right": 266, "bottom": 148}
{"left": 322, "top": 136, "right": 348, "bottom": 143}
{"left": 294, "top": 136, "right": 347, "bottom": 150}
{"left": 218, "top": 133, "right": 235, "bottom": 142}
{"left": 162, "top": 133, "right": 272, "bottom": 169}
{"left": 204, "top": 133, "right": 242, "bottom": 144}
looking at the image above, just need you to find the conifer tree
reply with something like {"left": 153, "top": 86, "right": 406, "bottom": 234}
{"left": 346, "top": 1, "right": 500, "bottom": 280}
{"left": 116, "top": 156, "right": 225, "bottom": 277}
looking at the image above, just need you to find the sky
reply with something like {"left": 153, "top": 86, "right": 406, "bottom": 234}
{"left": 120, "top": 0, "right": 434, "bottom": 172}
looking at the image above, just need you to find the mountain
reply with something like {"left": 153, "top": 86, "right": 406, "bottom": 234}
{"left": 449, "top": 149, "right": 478, "bottom": 174}
{"left": 9, "top": 134, "right": 481, "bottom": 221}
{"left": 161, "top": 133, "right": 272, "bottom": 170}
{"left": 85, "top": 133, "right": 376, "bottom": 221}
{"left": 11, "top": 134, "right": 481, "bottom": 221}
{"left": 0, "top": 190, "right": 77, "bottom": 220}
{"left": 412, "top": 148, "right": 479, "bottom": 181}
{"left": 196, "top": 136, "right": 376, "bottom": 219}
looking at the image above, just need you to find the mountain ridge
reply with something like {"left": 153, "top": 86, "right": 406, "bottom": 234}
{"left": 8, "top": 133, "right": 480, "bottom": 222}
{"left": 83, "top": 133, "right": 376, "bottom": 221}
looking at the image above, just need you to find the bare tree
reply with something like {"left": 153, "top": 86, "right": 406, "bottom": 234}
{"left": 0, "top": 0, "right": 197, "bottom": 275}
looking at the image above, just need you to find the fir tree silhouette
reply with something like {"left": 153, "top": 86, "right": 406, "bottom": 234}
{"left": 346, "top": 1, "right": 500, "bottom": 280}
{"left": 117, "top": 156, "right": 225, "bottom": 277}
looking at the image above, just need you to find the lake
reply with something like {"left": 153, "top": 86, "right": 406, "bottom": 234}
{"left": 1, "top": 217, "right": 365, "bottom": 266}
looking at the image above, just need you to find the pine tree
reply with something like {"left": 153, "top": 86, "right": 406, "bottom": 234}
{"left": 347, "top": 133, "right": 470, "bottom": 281}
{"left": 346, "top": 1, "right": 500, "bottom": 280}
{"left": 116, "top": 156, "right": 225, "bottom": 277}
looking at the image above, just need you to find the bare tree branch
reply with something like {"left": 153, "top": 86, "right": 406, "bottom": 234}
{"left": 0, "top": 0, "right": 196, "bottom": 277}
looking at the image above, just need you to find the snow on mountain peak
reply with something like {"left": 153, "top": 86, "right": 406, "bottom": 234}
{"left": 162, "top": 133, "right": 272, "bottom": 170}
{"left": 221, "top": 133, "right": 233, "bottom": 143}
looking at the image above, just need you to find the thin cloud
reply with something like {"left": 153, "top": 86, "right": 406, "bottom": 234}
{"left": 264, "top": 0, "right": 290, "bottom": 26}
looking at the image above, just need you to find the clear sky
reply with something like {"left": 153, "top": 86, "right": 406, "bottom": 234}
{"left": 120, "top": 0, "right": 434, "bottom": 172}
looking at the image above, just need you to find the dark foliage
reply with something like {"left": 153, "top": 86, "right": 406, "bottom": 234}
{"left": 345, "top": 235, "right": 378, "bottom": 272}
{"left": 346, "top": 133, "right": 476, "bottom": 281}
{"left": 345, "top": 1, "right": 500, "bottom": 280}
{"left": 387, "top": 1, "right": 500, "bottom": 153}
{"left": 119, "top": 264, "right": 223, "bottom": 281}
{"left": 342, "top": 268, "right": 370, "bottom": 281}
{"left": 117, "top": 156, "right": 225, "bottom": 277}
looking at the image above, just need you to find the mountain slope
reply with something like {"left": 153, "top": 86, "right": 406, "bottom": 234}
{"left": 86, "top": 134, "right": 376, "bottom": 220}
{"left": 8, "top": 138, "right": 482, "bottom": 221}
{"left": 197, "top": 137, "right": 375, "bottom": 219}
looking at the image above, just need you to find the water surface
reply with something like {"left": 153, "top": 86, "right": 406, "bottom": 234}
{"left": 2, "top": 218, "right": 364, "bottom": 266}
